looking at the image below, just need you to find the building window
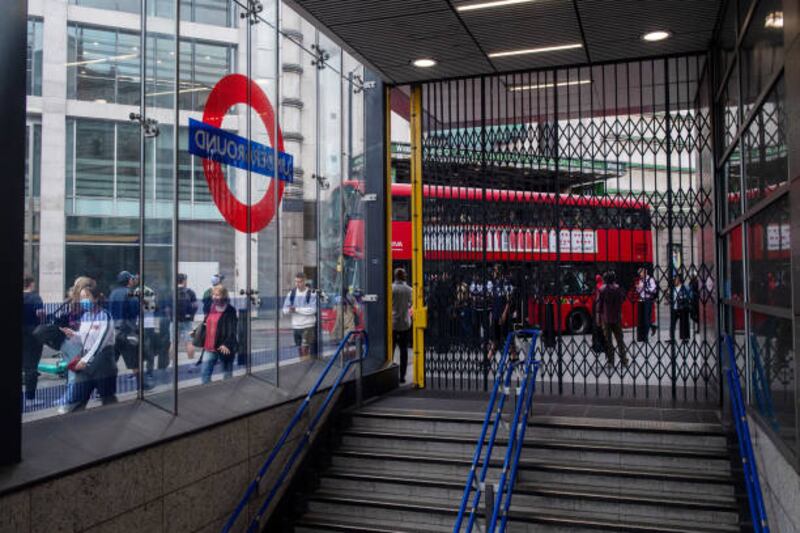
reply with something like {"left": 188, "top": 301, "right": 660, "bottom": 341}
{"left": 67, "top": 25, "right": 140, "bottom": 105}
{"left": 68, "top": 24, "right": 235, "bottom": 110}
{"left": 69, "top": 0, "right": 235, "bottom": 27}
{"left": 27, "top": 18, "right": 43, "bottom": 96}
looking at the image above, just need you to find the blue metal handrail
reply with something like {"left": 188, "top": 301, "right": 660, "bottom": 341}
{"left": 453, "top": 329, "right": 540, "bottom": 533}
{"left": 222, "top": 329, "right": 369, "bottom": 533}
{"left": 724, "top": 335, "right": 769, "bottom": 533}
{"left": 492, "top": 339, "right": 539, "bottom": 532}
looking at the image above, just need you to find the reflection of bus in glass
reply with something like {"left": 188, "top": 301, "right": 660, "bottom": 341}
{"left": 387, "top": 183, "right": 654, "bottom": 334}
{"left": 727, "top": 210, "right": 791, "bottom": 330}
{"left": 318, "top": 181, "right": 366, "bottom": 334}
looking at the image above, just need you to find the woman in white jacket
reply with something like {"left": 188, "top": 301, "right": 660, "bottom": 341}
{"left": 59, "top": 285, "right": 118, "bottom": 412}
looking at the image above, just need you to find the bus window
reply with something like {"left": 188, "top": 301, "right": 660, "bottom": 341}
{"left": 393, "top": 196, "right": 410, "bottom": 221}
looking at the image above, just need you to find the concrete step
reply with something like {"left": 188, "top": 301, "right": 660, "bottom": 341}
{"left": 338, "top": 428, "right": 732, "bottom": 473}
{"left": 317, "top": 470, "right": 740, "bottom": 527}
{"left": 303, "top": 491, "right": 741, "bottom": 533}
{"left": 349, "top": 409, "right": 728, "bottom": 449}
{"left": 329, "top": 449, "right": 736, "bottom": 498}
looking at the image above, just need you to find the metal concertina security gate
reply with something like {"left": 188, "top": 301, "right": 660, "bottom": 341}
{"left": 416, "top": 56, "right": 718, "bottom": 403}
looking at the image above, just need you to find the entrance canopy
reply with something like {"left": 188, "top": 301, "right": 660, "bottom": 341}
{"left": 286, "top": 0, "right": 722, "bottom": 83}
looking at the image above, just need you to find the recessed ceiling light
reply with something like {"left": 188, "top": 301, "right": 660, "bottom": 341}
{"left": 765, "top": 11, "right": 783, "bottom": 29}
{"left": 412, "top": 58, "right": 437, "bottom": 68}
{"left": 456, "top": 0, "right": 536, "bottom": 12}
{"left": 488, "top": 43, "right": 582, "bottom": 58}
{"left": 509, "top": 79, "right": 591, "bottom": 91}
{"left": 642, "top": 30, "right": 671, "bottom": 42}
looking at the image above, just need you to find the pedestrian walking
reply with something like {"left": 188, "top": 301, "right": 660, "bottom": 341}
{"left": 595, "top": 271, "right": 629, "bottom": 367}
{"left": 392, "top": 268, "right": 413, "bottom": 383}
{"left": 282, "top": 272, "right": 317, "bottom": 360}
{"left": 636, "top": 266, "right": 658, "bottom": 342}
{"left": 197, "top": 284, "right": 238, "bottom": 384}
{"left": 58, "top": 285, "right": 118, "bottom": 413}
{"left": 22, "top": 275, "right": 44, "bottom": 405}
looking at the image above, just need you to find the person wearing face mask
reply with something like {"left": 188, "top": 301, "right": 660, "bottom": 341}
{"left": 58, "top": 285, "right": 117, "bottom": 413}
{"left": 196, "top": 284, "right": 238, "bottom": 384}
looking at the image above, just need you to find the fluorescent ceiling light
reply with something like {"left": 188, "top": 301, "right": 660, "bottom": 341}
{"left": 412, "top": 58, "right": 437, "bottom": 68}
{"left": 488, "top": 43, "right": 582, "bottom": 58}
{"left": 509, "top": 79, "right": 591, "bottom": 91}
{"left": 765, "top": 11, "right": 783, "bottom": 29}
{"left": 642, "top": 30, "right": 671, "bottom": 42}
{"left": 457, "top": 0, "right": 536, "bottom": 12}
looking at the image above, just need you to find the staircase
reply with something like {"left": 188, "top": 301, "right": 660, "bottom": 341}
{"left": 287, "top": 389, "right": 747, "bottom": 533}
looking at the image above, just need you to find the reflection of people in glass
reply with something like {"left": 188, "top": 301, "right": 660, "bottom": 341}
{"left": 58, "top": 285, "right": 118, "bottom": 413}
{"left": 108, "top": 271, "right": 139, "bottom": 379}
{"left": 22, "top": 275, "right": 44, "bottom": 405}
{"left": 200, "top": 285, "right": 238, "bottom": 384}
{"left": 283, "top": 272, "right": 317, "bottom": 360}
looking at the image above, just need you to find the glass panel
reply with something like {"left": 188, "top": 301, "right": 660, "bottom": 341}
{"left": 70, "top": 0, "right": 140, "bottom": 14}
{"left": 749, "top": 311, "right": 796, "bottom": 453}
{"left": 250, "top": 4, "right": 279, "bottom": 383}
{"left": 318, "top": 33, "right": 344, "bottom": 362}
{"left": 741, "top": 0, "right": 784, "bottom": 117}
{"left": 723, "top": 225, "right": 744, "bottom": 302}
{"left": 68, "top": 26, "right": 125, "bottom": 103}
{"left": 27, "top": 19, "right": 43, "bottom": 96}
{"left": 142, "top": 0, "right": 177, "bottom": 409}
{"left": 723, "top": 143, "right": 742, "bottom": 223}
{"left": 190, "top": 0, "right": 232, "bottom": 26}
{"left": 743, "top": 77, "right": 786, "bottom": 211}
{"left": 747, "top": 195, "right": 791, "bottom": 308}
{"left": 74, "top": 120, "right": 114, "bottom": 198}
{"left": 720, "top": 62, "right": 739, "bottom": 152}
{"left": 277, "top": 15, "right": 316, "bottom": 373}
{"left": 717, "top": 0, "right": 737, "bottom": 80}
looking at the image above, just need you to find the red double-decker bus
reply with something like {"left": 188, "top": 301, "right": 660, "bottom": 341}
{"left": 387, "top": 183, "right": 654, "bottom": 334}
{"left": 325, "top": 181, "right": 653, "bottom": 335}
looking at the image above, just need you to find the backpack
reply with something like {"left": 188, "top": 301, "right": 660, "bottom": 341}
{"left": 177, "top": 287, "right": 196, "bottom": 321}
{"left": 675, "top": 286, "right": 691, "bottom": 310}
{"left": 290, "top": 288, "right": 312, "bottom": 306}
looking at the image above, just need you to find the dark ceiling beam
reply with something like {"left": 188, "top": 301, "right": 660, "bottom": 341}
{"left": 445, "top": 0, "right": 499, "bottom": 74}
{"left": 572, "top": 0, "right": 592, "bottom": 65}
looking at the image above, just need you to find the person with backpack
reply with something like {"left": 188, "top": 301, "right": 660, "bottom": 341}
{"left": 670, "top": 275, "right": 692, "bottom": 342}
{"left": 595, "top": 271, "right": 629, "bottom": 367}
{"left": 58, "top": 284, "right": 118, "bottom": 412}
{"left": 282, "top": 272, "right": 318, "bottom": 360}
{"left": 176, "top": 273, "right": 198, "bottom": 359}
{"left": 635, "top": 266, "right": 658, "bottom": 342}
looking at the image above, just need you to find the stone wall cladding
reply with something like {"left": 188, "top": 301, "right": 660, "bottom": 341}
{"left": 0, "top": 392, "right": 334, "bottom": 533}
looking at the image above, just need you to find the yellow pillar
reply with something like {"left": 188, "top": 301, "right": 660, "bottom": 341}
{"left": 409, "top": 85, "right": 426, "bottom": 388}
{"left": 385, "top": 86, "right": 394, "bottom": 365}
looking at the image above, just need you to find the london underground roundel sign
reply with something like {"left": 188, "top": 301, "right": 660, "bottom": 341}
{"left": 188, "top": 74, "right": 294, "bottom": 233}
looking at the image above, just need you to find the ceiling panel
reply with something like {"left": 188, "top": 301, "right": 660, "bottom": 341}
{"left": 288, "top": 0, "right": 722, "bottom": 84}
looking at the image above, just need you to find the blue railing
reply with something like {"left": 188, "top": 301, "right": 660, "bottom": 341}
{"left": 454, "top": 329, "right": 540, "bottom": 533}
{"left": 724, "top": 335, "right": 770, "bottom": 533}
{"left": 222, "top": 329, "right": 368, "bottom": 533}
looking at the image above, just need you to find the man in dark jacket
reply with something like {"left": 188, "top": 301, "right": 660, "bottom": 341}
{"left": 22, "top": 275, "right": 44, "bottom": 404}
{"left": 108, "top": 271, "right": 139, "bottom": 374}
{"left": 595, "top": 271, "right": 629, "bottom": 366}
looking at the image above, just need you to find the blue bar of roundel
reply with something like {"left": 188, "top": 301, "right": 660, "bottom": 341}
{"left": 187, "top": 118, "right": 293, "bottom": 183}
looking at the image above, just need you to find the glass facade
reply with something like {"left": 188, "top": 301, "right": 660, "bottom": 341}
{"left": 22, "top": 0, "right": 379, "bottom": 421}
{"left": 716, "top": 0, "right": 797, "bottom": 459}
